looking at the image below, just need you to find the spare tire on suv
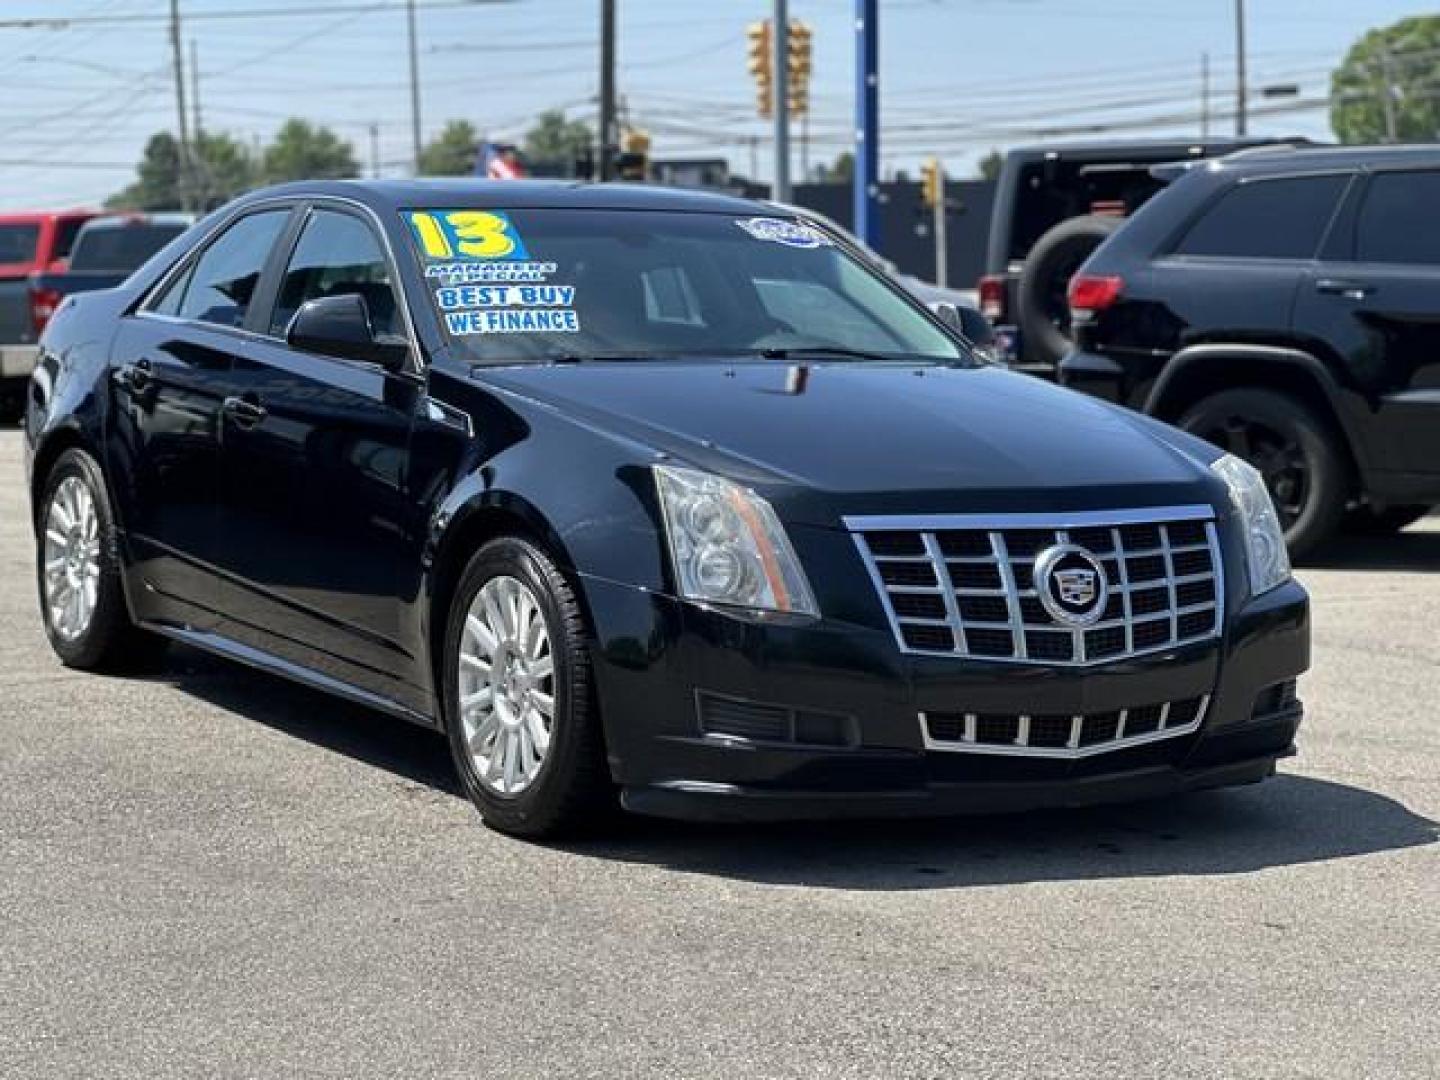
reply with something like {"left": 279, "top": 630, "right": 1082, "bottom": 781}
{"left": 1016, "top": 214, "right": 1121, "bottom": 368}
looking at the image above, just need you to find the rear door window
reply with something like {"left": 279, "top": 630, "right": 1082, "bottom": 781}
{"left": 1355, "top": 171, "right": 1440, "bottom": 265}
{"left": 1174, "top": 175, "right": 1349, "bottom": 260}
{"left": 152, "top": 209, "right": 289, "bottom": 328}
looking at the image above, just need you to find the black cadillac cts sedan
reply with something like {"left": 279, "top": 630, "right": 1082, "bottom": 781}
{"left": 24, "top": 180, "right": 1309, "bottom": 837}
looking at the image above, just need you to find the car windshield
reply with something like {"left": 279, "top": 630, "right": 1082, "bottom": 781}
{"left": 0, "top": 223, "right": 39, "bottom": 265}
{"left": 401, "top": 207, "right": 968, "bottom": 365}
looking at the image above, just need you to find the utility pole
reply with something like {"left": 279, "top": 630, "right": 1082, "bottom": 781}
{"left": 854, "top": 0, "right": 879, "bottom": 248}
{"left": 406, "top": 0, "right": 422, "bottom": 174}
{"left": 1234, "top": 0, "right": 1247, "bottom": 137}
{"left": 168, "top": 0, "right": 192, "bottom": 212}
{"left": 772, "top": 0, "right": 790, "bottom": 202}
{"left": 1200, "top": 51, "right": 1210, "bottom": 138}
{"left": 190, "top": 38, "right": 201, "bottom": 137}
{"left": 369, "top": 122, "right": 381, "bottom": 178}
{"left": 598, "top": 0, "right": 617, "bottom": 180}
{"left": 1378, "top": 46, "right": 1399, "bottom": 143}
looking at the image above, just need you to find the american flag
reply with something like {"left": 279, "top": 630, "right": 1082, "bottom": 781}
{"left": 478, "top": 142, "right": 525, "bottom": 180}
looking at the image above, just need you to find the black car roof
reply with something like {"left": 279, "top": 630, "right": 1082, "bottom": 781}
{"left": 1207, "top": 143, "right": 1440, "bottom": 176}
{"left": 236, "top": 178, "right": 767, "bottom": 215}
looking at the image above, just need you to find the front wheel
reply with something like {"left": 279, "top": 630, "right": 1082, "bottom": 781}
{"left": 1177, "top": 388, "right": 1348, "bottom": 560}
{"left": 441, "top": 536, "right": 611, "bottom": 838}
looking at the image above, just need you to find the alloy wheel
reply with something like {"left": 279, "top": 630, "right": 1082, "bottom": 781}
{"left": 42, "top": 476, "right": 101, "bottom": 642}
{"left": 457, "top": 574, "right": 556, "bottom": 796}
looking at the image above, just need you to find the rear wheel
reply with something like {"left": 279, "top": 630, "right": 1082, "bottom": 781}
{"left": 441, "top": 536, "right": 611, "bottom": 838}
{"left": 1178, "top": 388, "right": 1347, "bottom": 560}
{"left": 37, "top": 448, "right": 167, "bottom": 670}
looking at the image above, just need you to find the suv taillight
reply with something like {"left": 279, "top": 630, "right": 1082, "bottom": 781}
{"left": 28, "top": 284, "right": 62, "bottom": 335}
{"left": 1067, "top": 274, "right": 1124, "bottom": 313}
{"left": 978, "top": 274, "right": 1006, "bottom": 322}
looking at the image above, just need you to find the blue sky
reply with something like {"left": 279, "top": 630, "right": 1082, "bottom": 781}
{"left": 0, "top": 0, "right": 1432, "bottom": 209}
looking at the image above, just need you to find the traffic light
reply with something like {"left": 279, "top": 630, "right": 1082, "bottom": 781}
{"left": 617, "top": 127, "right": 651, "bottom": 181}
{"left": 787, "top": 20, "right": 812, "bottom": 117}
{"left": 747, "top": 19, "right": 773, "bottom": 119}
{"left": 920, "top": 157, "right": 944, "bottom": 209}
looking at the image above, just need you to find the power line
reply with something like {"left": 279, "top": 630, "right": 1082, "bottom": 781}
{"left": 0, "top": 0, "right": 513, "bottom": 29}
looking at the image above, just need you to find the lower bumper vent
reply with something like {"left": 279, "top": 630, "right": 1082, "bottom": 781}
{"left": 922, "top": 695, "right": 1208, "bottom": 758}
{"left": 698, "top": 692, "right": 858, "bottom": 748}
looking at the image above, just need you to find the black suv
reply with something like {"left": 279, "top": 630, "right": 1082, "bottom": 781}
{"left": 978, "top": 138, "right": 1302, "bottom": 375}
{"left": 1060, "top": 145, "right": 1440, "bottom": 557}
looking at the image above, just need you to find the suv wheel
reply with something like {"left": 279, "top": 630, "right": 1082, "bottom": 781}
{"left": 1178, "top": 388, "right": 1347, "bottom": 560}
{"left": 1016, "top": 214, "right": 1121, "bottom": 368}
{"left": 441, "top": 536, "right": 612, "bottom": 838}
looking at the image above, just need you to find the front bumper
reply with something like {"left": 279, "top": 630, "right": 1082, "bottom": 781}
{"left": 0, "top": 344, "right": 38, "bottom": 380}
{"left": 583, "top": 572, "right": 1310, "bottom": 823}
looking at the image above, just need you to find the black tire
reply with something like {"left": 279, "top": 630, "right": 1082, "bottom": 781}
{"left": 36, "top": 448, "right": 168, "bottom": 671}
{"left": 1016, "top": 214, "right": 1122, "bottom": 369}
{"left": 1177, "top": 388, "right": 1348, "bottom": 560}
{"left": 1344, "top": 504, "right": 1431, "bottom": 535}
{"left": 441, "top": 536, "right": 611, "bottom": 839}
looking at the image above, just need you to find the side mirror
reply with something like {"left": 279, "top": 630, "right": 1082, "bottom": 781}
{"left": 286, "top": 293, "right": 410, "bottom": 372}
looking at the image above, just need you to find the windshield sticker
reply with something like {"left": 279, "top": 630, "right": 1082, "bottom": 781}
{"left": 435, "top": 284, "right": 575, "bottom": 310}
{"left": 444, "top": 308, "right": 581, "bottom": 335}
{"left": 424, "top": 261, "right": 557, "bottom": 284}
{"left": 408, "top": 209, "right": 531, "bottom": 261}
{"left": 735, "top": 217, "right": 834, "bottom": 249}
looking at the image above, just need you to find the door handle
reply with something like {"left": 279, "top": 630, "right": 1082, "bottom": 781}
{"left": 221, "top": 394, "right": 267, "bottom": 428}
{"left": 1315, "top": 278, "right": 1375, "bottom": 300}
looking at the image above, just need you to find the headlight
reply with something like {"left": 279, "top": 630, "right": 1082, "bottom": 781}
{"left": 1211, "top": 453, "right": 1291, "bottom": 595}
{"left": 654, "top": 465, "right": 818, "bottom": 616}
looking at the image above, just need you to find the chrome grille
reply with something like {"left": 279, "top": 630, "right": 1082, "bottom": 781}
{"left": 849, "top": 507, "right": 1224, "bottom": 665}
{"left": 922, "top": 695, "right": 1210, "bottom": 758}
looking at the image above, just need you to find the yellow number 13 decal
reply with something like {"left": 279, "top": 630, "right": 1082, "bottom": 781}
{"left": 448, "top": 211, "right": 517, "bottom": 258}
{"left": 410, "top": 210, "right": 521, "bottom": 260}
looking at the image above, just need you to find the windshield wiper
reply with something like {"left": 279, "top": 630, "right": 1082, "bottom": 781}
{"left": 756, "top": 345, "right": 901, "bottom": 363}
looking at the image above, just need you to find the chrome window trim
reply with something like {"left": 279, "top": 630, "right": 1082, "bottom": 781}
{"left": 920, "top": 695, "right": 1210, "bottom": 759}
{"left": 850, "top": 505, "right": 1225, "bottom": 667}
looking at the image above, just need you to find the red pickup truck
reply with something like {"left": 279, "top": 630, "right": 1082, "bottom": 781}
{"left": 0, "top": 210, "right": 99, "bottom": 421}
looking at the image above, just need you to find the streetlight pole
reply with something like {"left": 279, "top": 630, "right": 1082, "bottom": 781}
{"left": 854, "top": 0, "right": 879, "bottom": 248}
{"left": 599, "top": 0, "right": 616, "bottom": 180}
{"left": 772, "top": 0, "right": 790, "bottom": 202}
{"left": 407, "top": 0, "right": 422, "bottom": 173}
{"left": 1234, "top": 0, "right": 1247, "bottom": 137}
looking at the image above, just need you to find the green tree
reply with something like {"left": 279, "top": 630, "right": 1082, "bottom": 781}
{"left": 1331, "top": 15, "right": 1440, "bottom": 144}
{"left": 977, "top": 149, "right": 1004, "bottom": 181}
{"left": 418, "top": 120, "right": 480, "bottom": 176}
{"left": 261, "top": 119, "right": 359, "bottom": 183}
{"left": 522, "top": 109, "right": 593, "bottom": 165}
{"left": 107, "top": 130, "right": 257, "bottom": 210}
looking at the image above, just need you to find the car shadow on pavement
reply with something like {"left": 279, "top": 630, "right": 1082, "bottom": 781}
{"left": 1306, "top": 527, "right": 1440, "bottom": 572}
{"left": 153, "top": 644, "right": 1438, "bottom": 890}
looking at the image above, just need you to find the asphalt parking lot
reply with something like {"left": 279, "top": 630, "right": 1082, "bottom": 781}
{"left": 1, "top": 428, "right": 1436, "bottom": 1080}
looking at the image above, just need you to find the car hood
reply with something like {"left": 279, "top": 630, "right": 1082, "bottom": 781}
{"left": 477, "top": 361, "right": 1224, "bottom": 527}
